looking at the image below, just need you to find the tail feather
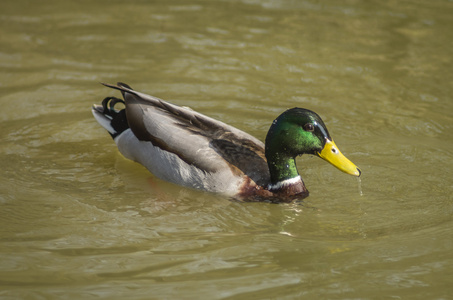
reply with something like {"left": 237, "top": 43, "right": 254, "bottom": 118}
{"left": 92, "top": 96, "right": 129, "bottom": 139}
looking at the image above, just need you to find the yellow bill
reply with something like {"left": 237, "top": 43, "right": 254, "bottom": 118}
{"left": 317, "top": 140, "right": 361, "bottom": 177}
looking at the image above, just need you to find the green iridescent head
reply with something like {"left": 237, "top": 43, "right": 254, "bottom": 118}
{"left": 265, "top": 108, "right": 330, "bottom": 157}
{"left": 265, "top": 108, "right": 360, "bottom": 185}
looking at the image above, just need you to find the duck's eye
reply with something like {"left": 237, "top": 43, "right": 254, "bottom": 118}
{"left": 303, "top": 123, "right": 314, "bottom": 132}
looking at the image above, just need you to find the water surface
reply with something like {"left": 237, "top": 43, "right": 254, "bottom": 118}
{"left": 1, "top": 0, "right": 452, "bottom": 299}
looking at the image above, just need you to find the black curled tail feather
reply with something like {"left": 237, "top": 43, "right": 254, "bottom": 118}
{"left": 100, "top": 96, "right": 129, "bottom": 139}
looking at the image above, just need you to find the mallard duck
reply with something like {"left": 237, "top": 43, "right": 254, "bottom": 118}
{"left": 92, "top": 82, "right": 361, "bottom": 202}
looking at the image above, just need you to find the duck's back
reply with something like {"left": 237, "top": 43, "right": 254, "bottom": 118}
{"left": 94, "top": 83, "right": 271, "bottom": 195}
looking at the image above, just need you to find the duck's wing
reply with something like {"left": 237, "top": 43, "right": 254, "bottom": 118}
{"left": 103, "top": 83, "right": 270, "bottom": 185}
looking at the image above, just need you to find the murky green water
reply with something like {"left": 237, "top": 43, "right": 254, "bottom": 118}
{"left": 1, "top": 0, "right": 453, "bottom": 298}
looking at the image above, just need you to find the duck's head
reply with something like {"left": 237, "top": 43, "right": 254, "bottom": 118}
{"left": 265, "top": 108, "right": 361, "bottom": 184}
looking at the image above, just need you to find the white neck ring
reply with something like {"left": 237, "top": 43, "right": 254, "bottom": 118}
{"left": 268, "top": 176, "right": 302, "bottom": 191}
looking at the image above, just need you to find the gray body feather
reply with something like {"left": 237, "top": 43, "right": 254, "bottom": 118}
{"left": 94, "top": 83, "right": 271, "bottom": 195}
